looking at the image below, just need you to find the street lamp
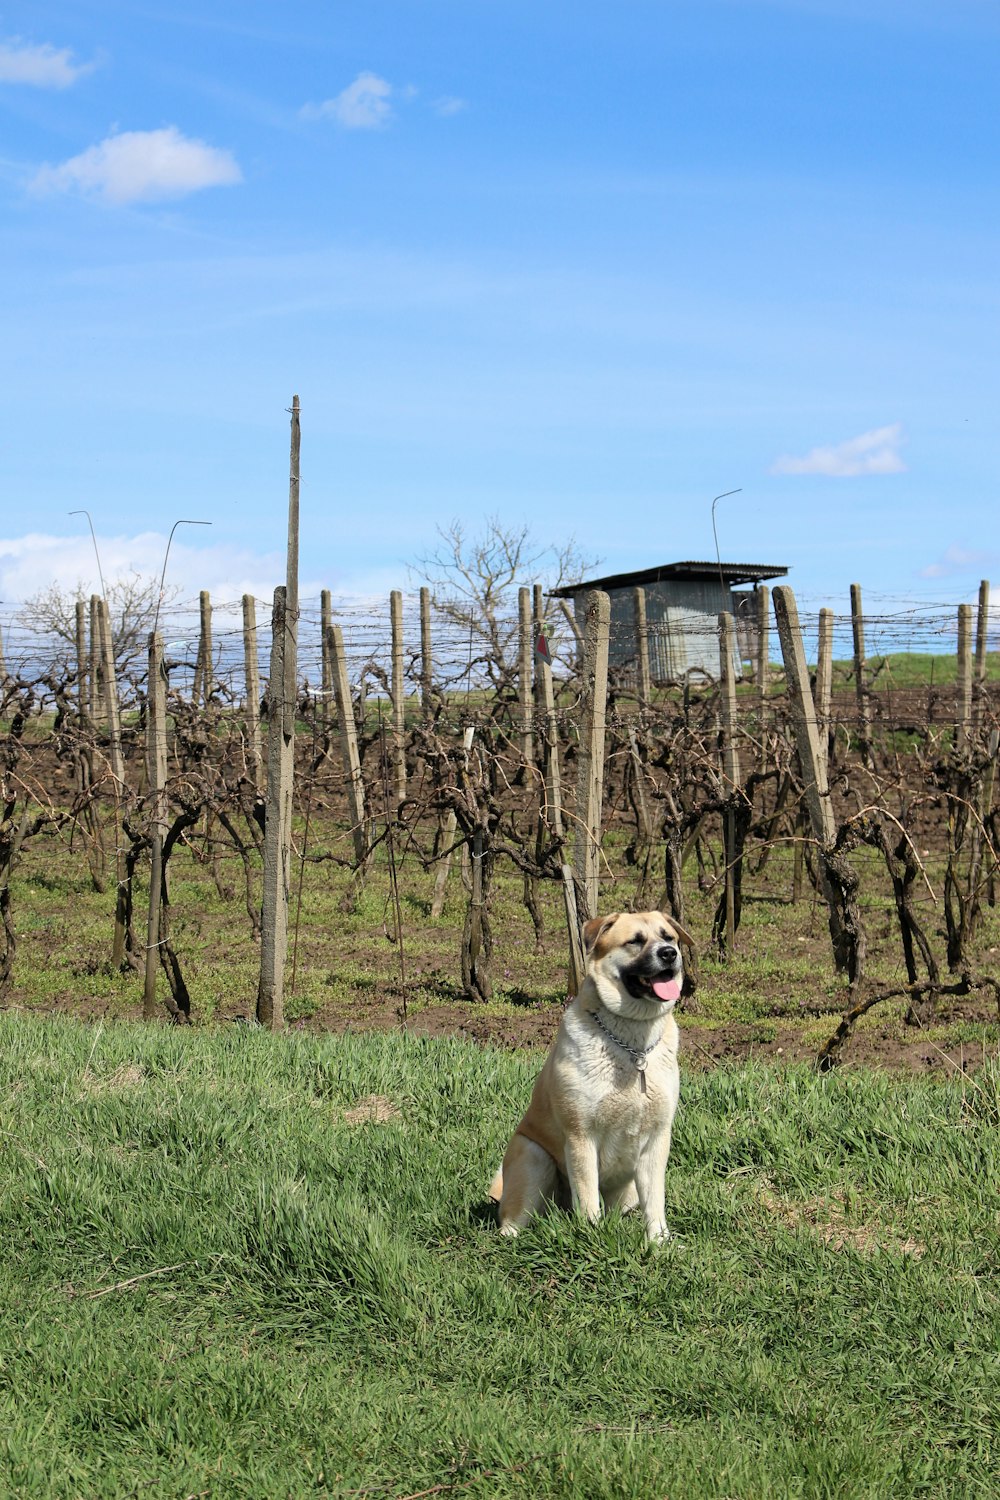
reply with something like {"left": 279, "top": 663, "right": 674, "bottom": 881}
{"left": 710, "top": 488, "right": 742, "bottom": 603}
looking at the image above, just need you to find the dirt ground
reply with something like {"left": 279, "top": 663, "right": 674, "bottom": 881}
{"left": 281, "top": 988, "right": 997, "bottom": 1076}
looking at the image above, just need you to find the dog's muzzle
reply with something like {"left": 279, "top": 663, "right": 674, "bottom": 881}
{"left": 624, "top": 943, "right": 682, "bottom": 1003}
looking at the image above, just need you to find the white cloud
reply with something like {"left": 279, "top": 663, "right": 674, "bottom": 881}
{"left": 919, "top": 546, "right": 996, "bottom": 580}
{"left": 0, "top": 532, "right": 401, "bottom": 616}
{"left": 431, "top": 95, "right": 468, "bottom": 117}
{"left": 0, "top": 37, "right": 94, "bottom": 88}
{"left": 0, "top": 531, "right": 292, "bottom": 611}
{"left": 301, "top": 71, "right": 393, "bottom": 129}
{"left": 771, "top": 423, "right": 907, "bottom": 477}
{"left": 30, "top": 126, "right": 242, "bottom": 205}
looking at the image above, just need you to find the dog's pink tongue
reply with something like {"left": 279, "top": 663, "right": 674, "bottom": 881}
{"left": 652, "top": 978, "right": 681, "bottom": 1002}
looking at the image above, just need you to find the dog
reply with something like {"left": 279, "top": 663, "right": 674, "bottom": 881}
{"left": 489, "top": 909, "right": 691, "bottom": 1244}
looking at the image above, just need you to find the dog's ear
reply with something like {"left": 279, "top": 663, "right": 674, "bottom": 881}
{"left": 661, "top": 911, "right": 696, "bottom": 952}
{"left": 582, "top": 914, "right": 619, "bottom": 955}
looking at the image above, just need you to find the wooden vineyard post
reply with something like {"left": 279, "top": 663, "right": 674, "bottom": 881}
{"left": 74, "top": 600, "right": 88, "bottom": 724}
{"left": 321, "top": 589, "right": 333, "bottom": 751}
{"left": 430, "top": 726, "right": 475, "bottom": 920}
{"left": 774, "top": 587, "right": 836, "bottom": 848}
{"left": 281, "top": 397, "right": 301, "bottom": 749}
{"left": 572, "top": 591, "right": 611, "bottom": 923}
{"left": 193, "top": 591, "right": 213, "bottom": 707}
{"left": 815, "top": 606, "right": 834, "bottom": 786}
{"left": 533, "top": 586, "right": 584, "bottom": 994}
{"left": 144, "top": 631, "right": 168, "bottom": 1018}
{"left": 973, "top": 579, "right": 990, "bottom": 727}
{"left": 390, "top": 590, "right": 406, "bottom": 806}
{"left": 558, "top": 599, "right": 584, "bottom": 673}
{"left": 773, "top": 586, "right": 849, "bottom": 969}
{"left": 633, "top": 587, "right": 652, "bottom": 705}
{"left": 257, "top": 394, "right": 300, "bottom": 1030}
{"left": 850, "top": 582, "right": 873, "bottom": 767}
{"left": 956, "top": 603, "right": 972, "bottom": 749}
{"left": 242, "top": 593, "right": 263, "bottom": 793}
{"left": 328, "top": 623, "right": 369, "bottom": 872}
{"left": 96, "top": 599, "right": 124, "bottom": 790}
{"left": 718, "top": 611, "right": 741, "bottom": 956}
{"left": 89, "top": 595, "right": 100, "bottom": 722}
{"left": 627, "top": 727, "right": 652, "bottom": 845}
{"left": 420, "top": 587, "right": 434, "bottom": 720}
{"left": 757, "top": 585, "right": 770, "bottom": 709}
{"left": 518, "top": 586, "right": 534, "bottom": 767}
{"left": 96, "top": 597, "right": 126, "bottom": 966}
{"left": 258, "top": 589, "right": 292, "bottom": 1027}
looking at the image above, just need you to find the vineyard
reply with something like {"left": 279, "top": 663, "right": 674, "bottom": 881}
{"left": 1, "top": 568, "right": 998, "bottom": 1072}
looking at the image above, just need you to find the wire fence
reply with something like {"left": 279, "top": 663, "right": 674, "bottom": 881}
{"left": 1, "top": 587, "right": 996, "bottom": 710}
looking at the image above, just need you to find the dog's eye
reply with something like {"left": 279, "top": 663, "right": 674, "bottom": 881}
{"left": 628, "top": 934, "right": 645, "bottom": 947}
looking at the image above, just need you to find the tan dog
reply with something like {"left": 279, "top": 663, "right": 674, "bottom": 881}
{"left": 489, "top": 910, "right": 690, "bottom": 1244}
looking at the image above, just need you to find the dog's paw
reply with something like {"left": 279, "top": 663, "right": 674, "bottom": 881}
{"left": 646, "top": 1224, "right": 671, "bottom": 1247}
{"left": 499, "top": 1222, "right": 520, "bottom": 1238}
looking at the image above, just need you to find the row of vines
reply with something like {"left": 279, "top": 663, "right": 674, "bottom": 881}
{"left": 1, "top": 585, "right": 998, "bottom": 1066}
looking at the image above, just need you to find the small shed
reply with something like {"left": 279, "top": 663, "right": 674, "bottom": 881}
{"left": 550, "top": 560, "right": 788, "bottom": 682}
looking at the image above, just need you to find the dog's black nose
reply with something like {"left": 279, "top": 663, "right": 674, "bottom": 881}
{"left": 656, "top": 942, "right": 678, "bottom": 965}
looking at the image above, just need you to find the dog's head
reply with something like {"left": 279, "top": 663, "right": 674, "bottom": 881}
{"left": 581, "top": 910, "right": 693, "bottom": 1017}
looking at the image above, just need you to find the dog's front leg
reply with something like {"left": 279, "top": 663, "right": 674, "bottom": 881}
{"left": 563, "top": 1135, "right": 601, "bottom": 1224}
{"left": 634, "top": 1133, "right": 672, "bottom": 1243}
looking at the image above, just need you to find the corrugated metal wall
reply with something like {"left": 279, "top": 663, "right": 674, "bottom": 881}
{"left": 574, "top": 580, "right": 746, "bottom": 682}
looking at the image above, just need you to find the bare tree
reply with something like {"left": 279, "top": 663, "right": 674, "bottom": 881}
{"left": 412, "top": 517, "right": 598, "bottom": 691}
{"left": 18, "top": 573, "right": 180, "bottom": 673}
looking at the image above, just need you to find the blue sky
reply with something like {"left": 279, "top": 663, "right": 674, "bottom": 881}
{"left": 1, "top": 0, "right": 998, "bottom": 618}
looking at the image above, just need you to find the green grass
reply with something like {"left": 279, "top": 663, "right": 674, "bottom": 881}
{"left": 1, "top": 1014, "right": 997, "bottom": 1498}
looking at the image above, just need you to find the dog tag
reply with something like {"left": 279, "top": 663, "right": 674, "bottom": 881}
{"left": 635, "top": 1053, "right": 647, "bottom": 1072}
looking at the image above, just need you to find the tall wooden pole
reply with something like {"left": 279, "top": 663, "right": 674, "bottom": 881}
{"left": 256, "top": 394, "right": 300, "bottom": 1029}
{"left": 283, "top": 398, "right": 300, "bottom": 732}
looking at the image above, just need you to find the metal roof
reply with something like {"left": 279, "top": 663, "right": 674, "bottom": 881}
{"left": 549, "top": 560, "right": 789, "bottom": 597}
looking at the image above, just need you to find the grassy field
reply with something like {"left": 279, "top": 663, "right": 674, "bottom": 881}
{"left": 2, "top": 1013, "right": 998, "bottom": 1498}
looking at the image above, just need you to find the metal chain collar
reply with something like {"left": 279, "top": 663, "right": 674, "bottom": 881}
{"left": 586, "top": 1006, "right": 659, "bottom": 1073}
